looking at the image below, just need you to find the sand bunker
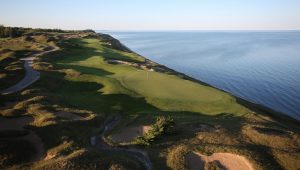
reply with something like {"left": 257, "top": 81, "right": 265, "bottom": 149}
{"left": 0, "top": 116, "right": 44, "bottom": 161}
{"left": 111, "top": 125, "right": 151, "bottom": 143}
{"left": 186, "top": 152, "right": 253, "bottom": 170}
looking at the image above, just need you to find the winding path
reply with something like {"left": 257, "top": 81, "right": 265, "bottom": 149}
{"left": 90, "top": 116, "right": 152, "bottom": 170}
{"left": 1, "top": 45, "right": 153, "bottom": 168}
{"left": 0, "top": 46, "right": 59, "bottom": 95}
{"left": 0, "top": 46, "right": 59, "bottom": 162}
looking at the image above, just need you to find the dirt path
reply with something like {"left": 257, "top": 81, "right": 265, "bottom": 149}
{"left": 0, "top": 46, "right": 60, "bottom": 161}
{"left": 186, "top": 151, "right": 253, "bottom": 170}
{"left": 90, "top": 116, "right": 152, "bottom": 170}
{"left": 0, "top": 116, "right": 45, "bottom": 162}
{"left": 0, "top": 46, "right": 59, "bottom": 95}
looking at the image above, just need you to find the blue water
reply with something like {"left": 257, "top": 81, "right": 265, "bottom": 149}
{"left": 99, "top": 31, "right": 300, "bottom": 120}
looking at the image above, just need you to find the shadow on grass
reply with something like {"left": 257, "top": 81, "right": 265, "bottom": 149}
{"left": 61, "top": 64, "right": 114, "bottom": 77}
{"left": 42, "top": 38, "right": 143, "bottom": 66}
{"left": 29, "top": 115, "right": 104, "bottom": 150}
{"left": 34, "top": 70, "right": 159, "bottom": 115}
{"left": 0, "top": 140, "right": 35, "bottom": 168}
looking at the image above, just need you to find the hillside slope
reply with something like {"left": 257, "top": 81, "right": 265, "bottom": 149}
{"left": 0, "top": 29, "right": 299, "bottom": 170}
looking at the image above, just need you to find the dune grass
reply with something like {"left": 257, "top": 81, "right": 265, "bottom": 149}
{"left": 0, "top": 34, "right": 56, "bottom": 90}
{"left": 0, "top": 140, "right": 36, "bottom": 168}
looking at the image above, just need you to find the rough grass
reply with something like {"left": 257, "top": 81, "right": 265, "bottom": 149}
{"left": 0, "top": 140, "right": 36, "bottom": 168}
{"left": 166, "top": 145, "right": 189, "bottom": 170}
{"left": 0, "top": 34, "right": 55, "bottom": 90}
{"left": 0, "top": 53, "right": 25, "bottom": 90}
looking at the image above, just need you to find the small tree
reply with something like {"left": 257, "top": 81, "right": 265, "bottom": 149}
{"left": 134, "top": 116, "right": 175, "bottom": 146}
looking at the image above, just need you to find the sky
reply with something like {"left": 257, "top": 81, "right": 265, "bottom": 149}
{"left": 1, "top": 0, "right": 300, "bottom": 30}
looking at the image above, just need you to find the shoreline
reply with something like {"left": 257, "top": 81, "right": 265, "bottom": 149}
{"left": 99, "top": 32, "right": 300, "bottom": 126}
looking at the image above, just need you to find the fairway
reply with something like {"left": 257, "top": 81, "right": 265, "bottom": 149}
{"left": 49, "top": 38, "right": 248, "bottom": 115}
{"left": 121, "top": 70, "right": 248, "bottom": 114}
{"left": 122, "top": 70, "right": 223, "bottom": 102}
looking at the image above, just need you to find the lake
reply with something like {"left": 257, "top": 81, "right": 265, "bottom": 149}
{"left": 99, "top": 31, "right": 300, "bottom": 120}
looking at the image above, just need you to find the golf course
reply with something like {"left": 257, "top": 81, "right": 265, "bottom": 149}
{"left": 0, "top": 27, "right": 300, "bottom": 170}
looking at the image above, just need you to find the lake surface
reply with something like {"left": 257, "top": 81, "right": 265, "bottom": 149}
{"left": 99, "top": 31, "right": 300, "bottom": 120}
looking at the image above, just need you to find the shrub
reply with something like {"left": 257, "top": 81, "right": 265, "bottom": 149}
{"left": 134, "top": 116, "right": 175, "bottom": 146}
{"left": 166, "top": 145, "right": 189, "bottom": 170}
{"left": 32, "top": 62, "right": 53, "bottom": 71}
{"left": 33, "top": 35, "right": 48, "bottom": 43}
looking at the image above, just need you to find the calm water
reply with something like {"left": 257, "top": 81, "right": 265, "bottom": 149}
{"left": 99, "top": 31, "right": 300, "bottom": 120}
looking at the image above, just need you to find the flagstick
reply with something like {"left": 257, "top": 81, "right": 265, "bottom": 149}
{"left": 147, "top": 71, "right": 149, "bottom": 80}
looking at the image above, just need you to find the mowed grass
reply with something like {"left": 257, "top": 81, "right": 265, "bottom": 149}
{"left": 41, "top": 38, "right": 248, "bottom": 115}
{"left": 37, "top": 38, "right": 156, "bottom": 114}
{"left": 121, "top": 70, "right": 248, "bottom": 114}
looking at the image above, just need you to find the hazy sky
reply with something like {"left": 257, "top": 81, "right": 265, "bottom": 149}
{"left": 1, "top": 0, "right": 300, "bottom": 30}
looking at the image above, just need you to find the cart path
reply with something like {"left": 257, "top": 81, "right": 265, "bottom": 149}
{"left": 0, "top": 46, "right": 59, "bottom": 95}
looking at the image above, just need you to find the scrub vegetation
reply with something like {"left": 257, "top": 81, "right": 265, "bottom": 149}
{"left": 0, "top": 26, "right": 299, "bottom": 170}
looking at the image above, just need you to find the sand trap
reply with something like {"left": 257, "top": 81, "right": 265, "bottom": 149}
{"left": 111, "top": 125, "right": 152, "bottom": 143}
{"left": 55, "top": 111, "right": 83, "bottom": 121}
{"left": 0, "top": 116, "right": 45, "bottom": 162}
{"left": 186, "top": 152, "right": 253, "bottom": 170}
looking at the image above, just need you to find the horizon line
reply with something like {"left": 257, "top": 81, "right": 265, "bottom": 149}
{"left": 97, "top": 29, "right": 300, "bottom": 32}
{"left": 2, "top": 25, "right": 300, "bottom": 32}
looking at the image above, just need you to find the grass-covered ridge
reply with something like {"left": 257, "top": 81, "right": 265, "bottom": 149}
{"left": 0, "top": 29, "right": 299, "bottom": 170}
{"left": 42, "top": 37, "right": 248, "bottom": 115}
